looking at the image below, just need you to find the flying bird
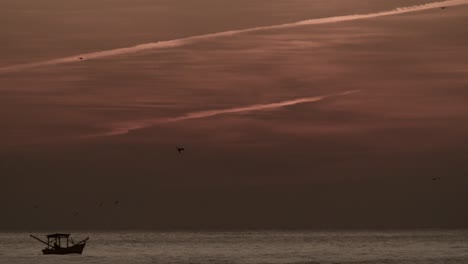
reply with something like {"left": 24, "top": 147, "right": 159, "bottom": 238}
{"left": 177, "top": 147, "right": 185, "bottom": 154}
{"left": 33, "top": 205, "right": 39, "bottom": 209}
{"left": 73, "top": 211, "right": 79, "bottom": 217}
{"left": 79, "top": 57, "right": 84, "bottom": 60}
{"left": 114, "top": 200, "right": 120, "bottom": 206}
{"left": 432, "top": 177, "right": 441, "bottom": 181}
{"left": 98, "top": 202, "right": 104, "bottom": 208}
{"left": 440, "top": 6, "right": 446, "bottom": 9}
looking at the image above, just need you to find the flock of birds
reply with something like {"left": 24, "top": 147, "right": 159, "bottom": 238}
{"left": 31, "top": 145, "right": 443, "bottom": 217}
{"left": 31, "top": 147, "right": 185, "bottom": 216}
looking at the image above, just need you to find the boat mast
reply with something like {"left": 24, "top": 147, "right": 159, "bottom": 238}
{"left": 30, "top": 235, "right": 50, "bottom": 249}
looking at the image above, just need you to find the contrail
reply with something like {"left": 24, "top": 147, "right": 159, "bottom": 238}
{"left": 88, "top": 90, "right": 359, "bottom": 137}
{"left": 1, "top": 0, "right": 466, "bottom": 74}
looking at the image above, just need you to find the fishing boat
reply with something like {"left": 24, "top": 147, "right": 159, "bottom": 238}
{"left": 30, "top": 233, "right": 89, "bottom": 255}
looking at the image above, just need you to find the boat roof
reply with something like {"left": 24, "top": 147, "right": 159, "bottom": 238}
{"left": 47, "top": 233, "right": 70, "bottom": 238}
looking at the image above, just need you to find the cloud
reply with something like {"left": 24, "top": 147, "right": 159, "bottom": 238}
{"left": 1, "top": 0, "right": 466, "bottom": 73}
{"left": 88, "top": 90, "right": 360, "bottom": 137}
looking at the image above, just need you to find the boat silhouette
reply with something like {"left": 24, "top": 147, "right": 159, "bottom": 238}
{"left": 30, "top": 233, "right": 89, "bottom": 255}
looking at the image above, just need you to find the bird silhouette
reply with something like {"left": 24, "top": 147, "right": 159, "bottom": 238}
{"left": 79, "top": 57, "right": 84, "bottom": 60}
{"left": 440, "top": 6, "right": 446, "bottom": 9}
{"left": 73, "top": 211, "right": 79, "bottom": 217}
{"left": 432, "top": 177, "right": 441, "bottom": 181}
{"left": 33, "top": 205, "right": 39, "bottom": 209}
{"left": 177, "top": 147, "right": 185, "bottom": 154}
{"left": 114, "top": 200, "right": 120, "bottom": 206}
{"left": 98, "top": 202, "right": 104, "bottom": 208}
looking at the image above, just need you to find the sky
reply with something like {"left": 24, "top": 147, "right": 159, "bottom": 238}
{"left": 1, "top": 0, "right": 468, "bottom": 230}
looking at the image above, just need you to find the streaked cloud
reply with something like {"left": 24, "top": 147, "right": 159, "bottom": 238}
{"left": 90, "top": 90, "right": 359, "bottom": 137}
{"left": 1, "top": 0, "right": 466, "bottom": 73}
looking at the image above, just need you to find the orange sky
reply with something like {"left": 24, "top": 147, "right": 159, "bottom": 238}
{"left": 1, "top": 0, "right": 468, "bottom": 230}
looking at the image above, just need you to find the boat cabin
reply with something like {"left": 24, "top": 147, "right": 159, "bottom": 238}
{"left": 46, "top": 233, "right": 71, "bottom": 249}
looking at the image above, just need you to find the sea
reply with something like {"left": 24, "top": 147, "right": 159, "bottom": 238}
{"left": 0, "top": 230, "right": 467, "bottom": 264}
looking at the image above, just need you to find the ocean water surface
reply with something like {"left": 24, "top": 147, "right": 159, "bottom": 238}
{"left": 1, "top": 230, "right": 467, "bottom": 264}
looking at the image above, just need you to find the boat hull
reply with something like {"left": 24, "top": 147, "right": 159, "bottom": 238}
{"left": 42, "top": 243, "right": 86, "bottom": 255}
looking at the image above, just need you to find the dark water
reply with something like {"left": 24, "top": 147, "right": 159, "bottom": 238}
{"left": 1, "top": 230, "right": 467, "bottom": 264}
